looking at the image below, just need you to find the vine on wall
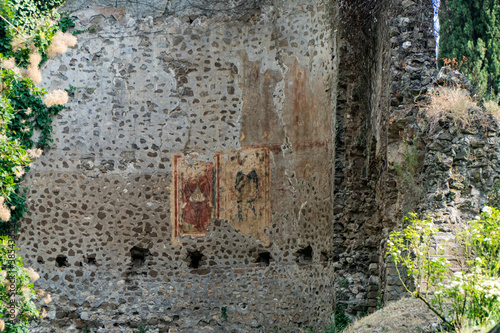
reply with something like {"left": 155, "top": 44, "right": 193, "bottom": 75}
{"left": 0, "top": 0, "right": 75, "bottom": 232}
{"left": 0, "top": 0, "right": 75, "bottom": 331}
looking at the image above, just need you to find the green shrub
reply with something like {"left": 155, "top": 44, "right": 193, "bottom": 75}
{"left": 386, "top": 208, "right": 500, "bottom": 331}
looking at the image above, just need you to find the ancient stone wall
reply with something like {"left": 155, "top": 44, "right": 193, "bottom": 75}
{"left": 12, "top": 0, "right": 452, "bottom": 330}
{"left": 333, "top": 0, "right": 438, "bottom": 315}
{"left": 333, "top": 6, "right": 391, "bottom": 315}
{"left": 19, "top": 0, "right": 339, "bottom": 332}
{"left": 383, "top": 66, "right": 500, "bottom": 302}
{"left": 381, "top": 0, "right": 438, "bottom": 303}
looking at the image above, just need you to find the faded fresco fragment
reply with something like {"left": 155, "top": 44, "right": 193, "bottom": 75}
{"left": 220, "top": 147, "right": 271, "bottom": 245}
{"left": 171, "top": 148, "right": 270, "bottom": 244}
{"left": 171, "top": 154, "right": 219, "bottom": 239}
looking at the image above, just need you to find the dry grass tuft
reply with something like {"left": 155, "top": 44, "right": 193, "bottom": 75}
{"left": 425, "top": 87, "right": 479, "bottom": 129}
{"left": 483, "top": 100, "right": 500, "bottom": 122}
{"left": 343, "top": 297, "right": 439, "bottom": 333}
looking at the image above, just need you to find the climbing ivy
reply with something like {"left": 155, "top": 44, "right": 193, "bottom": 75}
{"left": 6, "top": 76, "right": 65, "bottom": 149}
{"left": 0, "top": 1, "right": 74, "bottom": 329}
{"left": 0, "top": 0, "right": 74, "bottom": 234}
{"left": 0, "top": 0, "right": 67, "bottom": 65}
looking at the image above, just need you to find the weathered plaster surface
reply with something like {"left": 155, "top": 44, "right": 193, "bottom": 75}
{"left": 20, "top": 0, "right": 338, "bottom": 331}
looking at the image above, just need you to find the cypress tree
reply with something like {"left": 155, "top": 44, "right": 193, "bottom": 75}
{"left": 439, "top": 0, "right": 500, "bottom": 99}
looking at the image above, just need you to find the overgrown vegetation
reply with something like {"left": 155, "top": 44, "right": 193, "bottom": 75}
{"left": 425, "top": 86, "right": 480, "bottom": 131}
{"left": 331, "top": 304, "right": 351, "bottom": 332}
{"left": 0, "top": 0, "right": 75, "bottom": 232}
{"left": 0, "top": 0, "right": 75, "bottom": 331}
{"left": 0, "top": 236, "right": 44, "bottom": 332}
{"left": 386, "top": 208, "right": 500, "bottom": 332}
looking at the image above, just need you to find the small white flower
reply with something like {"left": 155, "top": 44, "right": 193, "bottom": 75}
{"left": 482, "top": 206, "right": 492, "bottom": 216}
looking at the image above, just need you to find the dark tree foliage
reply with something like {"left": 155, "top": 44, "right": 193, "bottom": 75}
{"left": 439, "top": 0, "right": 500, "bottom": 99}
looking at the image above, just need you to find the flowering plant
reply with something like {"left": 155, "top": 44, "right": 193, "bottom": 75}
{"left": 0, "top": 0, "right": 74, "bottom": 228}
{"left": 0, "top": 1, "right": 72, "bottom": 331}
{"left": 386, "top": 207, "right": 500, "bottom": 331}
{"left": 0, "top": 236, "right": 45, "bottom": 333}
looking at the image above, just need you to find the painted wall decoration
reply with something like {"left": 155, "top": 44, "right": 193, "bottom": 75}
{"left": 171, "top": 154, "right": 220, "bottom": 239}
{"left": 171, "top": 147, "right": 270, "bottom": 244}
{"left": 219, "top": 147, "right": 271, "bottom": 245}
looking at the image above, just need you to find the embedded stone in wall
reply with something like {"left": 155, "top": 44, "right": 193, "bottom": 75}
{"left": 219, "top": 146, "right": 271, "bottom": 245}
